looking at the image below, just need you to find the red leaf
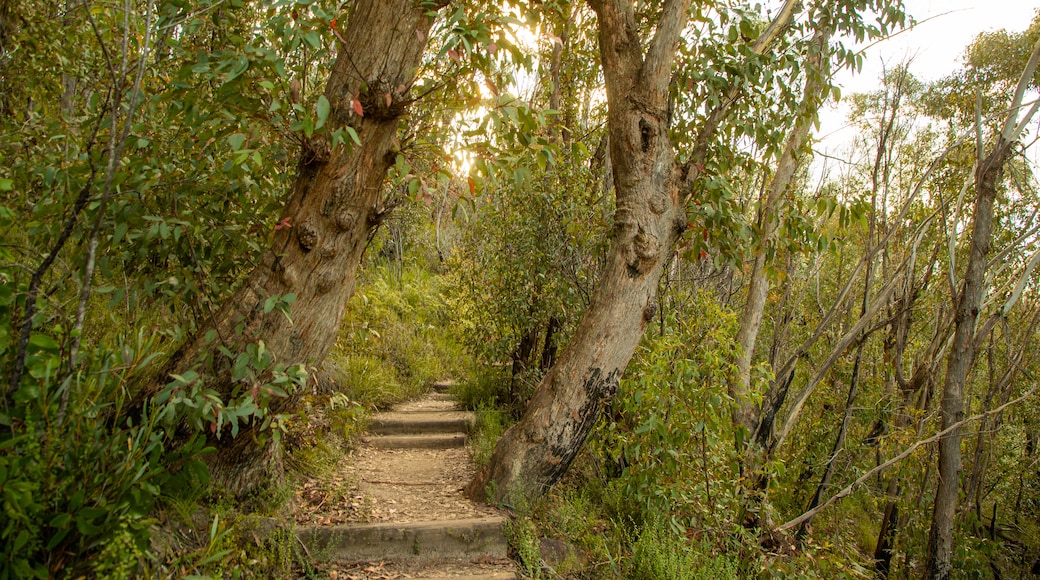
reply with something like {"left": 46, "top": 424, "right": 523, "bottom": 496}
{"left": 352, "top": 97, "right": 364, "bottom": 117}
{"left": 694, "top": 162, "right": 706, "bottom": 173}
{"left": 467, "top": 177, "right": 476, "bottom": 196}
{"left": 275, "top": 216, "right": 292, "bottom": 231}
{"left": 330, "top": 18, "right": 337, "bottom": 29}
{"left": 699, "top": 250, "right": 708, "bottom": 260}
{"left": 486, "top": 42, "right": 498, "bottom": 55}
{"left": 448, "top": 49, "right": 460, "bottom": 63}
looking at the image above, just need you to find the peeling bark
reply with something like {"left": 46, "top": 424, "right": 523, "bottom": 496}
{"left": 466, "top": 0, "right": 690, "bottom": 504}
{"left": 157, "top": 0, "right": 443, "bottom": 497}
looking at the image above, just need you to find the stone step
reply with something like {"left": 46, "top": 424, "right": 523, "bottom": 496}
{"left": 363, "top": 433, "right": 468, "bottom": 449}
{"left": 298, "top": 517, "right": 507, "bottom": 564}
{"left": 369, "top": 411, "right": 475, "bottom": 435}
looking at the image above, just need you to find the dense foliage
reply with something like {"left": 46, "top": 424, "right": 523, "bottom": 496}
{"left": 2, "top": 0, "right": 1039, "bottom": 577}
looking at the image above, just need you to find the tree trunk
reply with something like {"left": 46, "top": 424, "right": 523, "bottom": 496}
{"left": 874, "top": 478, "right": 900, "bottom": 576}
{"left": 540, "top": 316, "right": 562, "bottom": 371}
{"left": 466, "top": 0, "right": 800, "bottom": 506}
{"left": 925, "top": 139, "right": 1011, "bottom": 580}
{"left": 466, "top": 0, "right": 691, "bottom": 504}
{"left": 160, "top": 0, "right": 442, "bottom": 497}
{"left": 927, "top": 40, "right": 1040, "bottom": 576}
{"left": 731, "top": 27, "right": 829, "bottom": 448}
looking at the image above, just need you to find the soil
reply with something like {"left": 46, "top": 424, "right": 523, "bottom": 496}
{"left": 293, "top": 391, "right": 515, "bottom": 579}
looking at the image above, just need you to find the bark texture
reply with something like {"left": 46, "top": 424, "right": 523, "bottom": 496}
{"left": 925, "top": 140, "right": 1007, "bottom": 580}
{"left": 162, "top": 0, "right": 441, "bottom": 497}
{"left": 466, "top": 0, "right": 690, "bottom": 504}
{"left": 926, "top": 35, "right": 1040, "bottom": 574}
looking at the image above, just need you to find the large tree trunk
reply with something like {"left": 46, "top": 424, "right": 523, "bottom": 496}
{"left": 466, "top": 0, "right": 801, "bottom": 505}
{"left": 466, "top": 0, "right": 691, "bottom": 504}
{"left": 161, "top": 0, "right": 442, "bottom": 497}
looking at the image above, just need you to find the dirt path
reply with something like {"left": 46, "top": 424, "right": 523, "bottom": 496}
{"left": 294, "top": 386, "right": 515, "bottom": 579}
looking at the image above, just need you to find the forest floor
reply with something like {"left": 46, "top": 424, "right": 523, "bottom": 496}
{"left": 293, "top": 386, "right": 516, "bottom": 579}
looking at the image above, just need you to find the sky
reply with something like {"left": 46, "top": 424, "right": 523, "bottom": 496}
{"left": 815, "top": 0, "right": 1039, "bottom": 161}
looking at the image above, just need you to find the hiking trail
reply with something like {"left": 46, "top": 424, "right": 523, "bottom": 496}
{"left": 294, "top": 382, "right": 516, "bottom": 580}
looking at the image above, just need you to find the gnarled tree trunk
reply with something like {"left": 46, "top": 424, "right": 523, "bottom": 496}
{"left": 466, "top": 0, "right": 691, "bottom": 504}
{"left": 161, "top": 0, "right": 443, "bottom": 497}
{"left": 466, "top": 0, "right": 800, "bottom": 505}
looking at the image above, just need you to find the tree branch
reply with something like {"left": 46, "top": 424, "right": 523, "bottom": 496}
{"left": 1000, "top": 35, "right": 1040, "bottom": 142}
{"left": 779, "top": 385, "right": 1039, "bottom": 532}
{"left": 642, "top": 0, "right": 692, "bottom": 92}
{"left": 679, "top": 0, "right": 800, "bottom": 190}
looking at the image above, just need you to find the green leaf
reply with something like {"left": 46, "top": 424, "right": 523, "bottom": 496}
{"left": 228, "top": 133, "right": 246, "bottom": 151}
{"left": 316, "top": 95, "right": 330, "bottom": 129}
{"left": 29, "top": 333, "right": 59, "bottom": 352}
{"left": 49, "top": 513, "right": 72, "bottom": 528}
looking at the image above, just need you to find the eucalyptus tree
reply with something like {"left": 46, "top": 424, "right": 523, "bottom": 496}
{"left": 468, "top": 0, "right": 908, "bottom": 505}
{"left": 925, "top": 30, "right": 1040, "bottom": 580}
{"left": 759, "top": 20, "right": 1040, "bottom": 574}
{"left": 1, "top": 0, "right": 528, "bottom": 499}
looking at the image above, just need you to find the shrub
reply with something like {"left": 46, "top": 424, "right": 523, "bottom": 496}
{"left": 590, "top": 291, "right": 745, "bottom": 531}
{"left": 628, "top": 518, "right": 739, "bottom": 580}
{"left": 471, "top": 405, "right": 509, "bottom": 467}
{"left": 0, "top": 325, "right": 209, "bottom": 579}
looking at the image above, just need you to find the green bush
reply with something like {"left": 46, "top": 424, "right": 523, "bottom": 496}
{"left": 590, "top": 291, "right": 745, "bottom": 531}
{"left": 452, "top": 368, "right": 509, "bottom": 410}
{"left": 330, "top": 260, "right": 474, "bottom": 410}
{"left": 0, "top": 324, "right": 210, "bottom": 579}
{"left": 628, "top": 518, "right": 739, "bottom": 580}
{"left": 504, "top": 517, "right": 543, "bottom": 578}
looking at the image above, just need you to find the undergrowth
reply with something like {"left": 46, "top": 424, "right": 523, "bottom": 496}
{"left": 329, "top": 259, "right": 474, "bottom": 410}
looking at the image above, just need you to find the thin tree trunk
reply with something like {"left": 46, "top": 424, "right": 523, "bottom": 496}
{"left": 159, "top": 0, "right": 443, "bottom": 497}
{"left": 874, "top": 478, "right": 900, "bottom": 576}
{"left": 798, "top": 327, "right": 866, "bottom": 537}
{"left": 925, "top": 69, "right": 1032, "bottom": 577}
{"left": 924, "top": 34, "right": 1040, "bottom": 569}
{"left": 962, "top": 306, "right": 1040, "bottom": 516}
{"left": 540, "top": 316, "right": 562, "bottom": 371}
{"left": 730, "top": 27, "right": 829, "bottom": 448}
